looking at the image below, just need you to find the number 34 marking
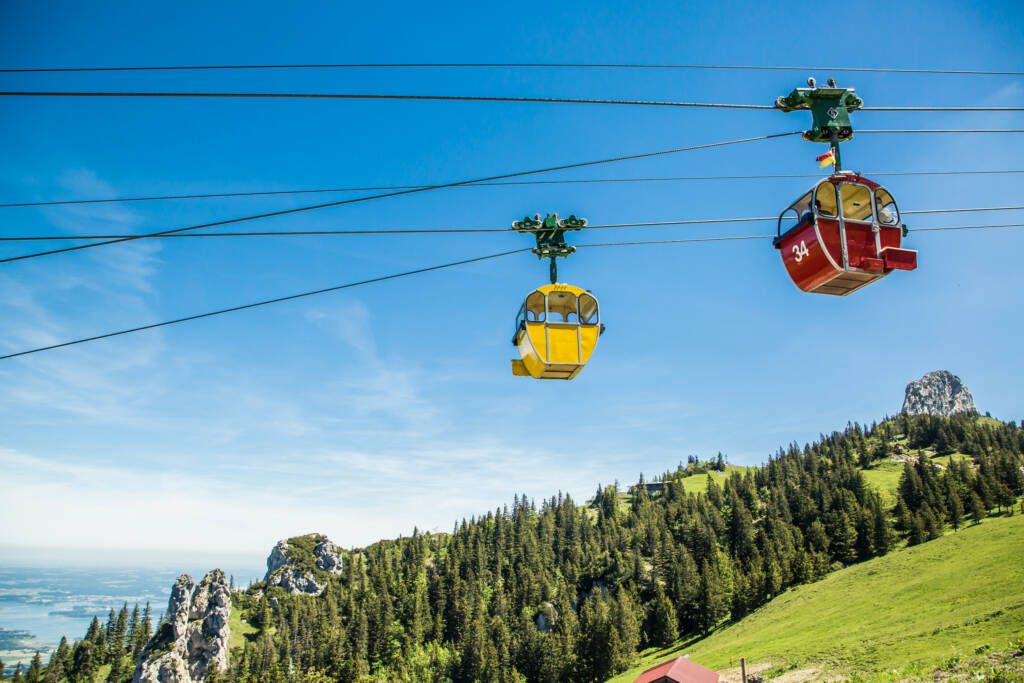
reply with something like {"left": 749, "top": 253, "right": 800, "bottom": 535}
{"left": 792, "top": 240, "right": 810, "bottom": 262}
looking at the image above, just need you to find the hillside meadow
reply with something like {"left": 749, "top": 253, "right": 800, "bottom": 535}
{"left": 612, "top": 512, "right": 1024, "bottom": 681}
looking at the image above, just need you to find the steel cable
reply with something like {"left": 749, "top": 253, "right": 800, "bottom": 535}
{"left": 0, "top": 131, "right": 802, "bottom": 264}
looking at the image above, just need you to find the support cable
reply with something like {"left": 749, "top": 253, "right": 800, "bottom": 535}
{"left": 0, "top": 248, "right": 529, "bottom": 360}
{"left": 910, "top": 223, "right": 1024, "bottom": 233}
{"left": 4, "top": 170, "right": 1022, "bottom": 210}
{"left": 2, "top": 223, "right": 1020, "bottom": 360}
{"left": 576, "top": 223, "right": 1024, "bottom": 248}
{"left": 0, "top": 218, "right": 775, "bottom": 242}
{"left": 0, "top": 91, "right": 776, "bottom": 109}
{"left": 1, "top": 62, "right": 1022, "bottom": 76}
{"left": 2, "top": 91, "right": 1023, "bottom": 112}
{"left": 3, "top": 207, "right": 1021, "bottom": 243}
{"left": 0, "top": 131, "right": 802, "bottom": 265}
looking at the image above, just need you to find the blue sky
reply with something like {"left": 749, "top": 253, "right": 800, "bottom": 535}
{"left": 0, "top": 0, "right": 1021, "bottom": 564}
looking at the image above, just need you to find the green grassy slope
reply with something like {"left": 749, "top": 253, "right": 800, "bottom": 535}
{"left": 229, "top": 600, "right": 258, "bottom": 654}
{"left": 677, "top": 465, "right": 749, "bottom": 495}
{"left": 862, "top": 452, "right": 970, "bottom": 507}
{"left": 859, "top": 462, "right": 904, "bottom": 507}
{"left": 613, "top": 467, "right": 750, "bottom": 514}
{"left": 611, "top": 513, "right": 1024, "bottom": 681}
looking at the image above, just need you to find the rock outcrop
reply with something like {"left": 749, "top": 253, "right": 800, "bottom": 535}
{"left": 133, "top": 570, "right": 230, "bottom": 683}
{"left": 902, "top": 370, "right": 977, "bottom": 417}
{"left": 264, "top": 533, "right": 345, "bottom": 596}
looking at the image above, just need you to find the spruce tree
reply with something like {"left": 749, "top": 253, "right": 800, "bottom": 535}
{"left": 970, "top": 493, "right": 987, "bottom": 525}
{"left": 25, "top": 652, "right": 42, "bottom": 683}
{"left": 612, "top": 590, "right": 641, "bottom": 672}
{"left": 697, "top": 559, "right": 727, "bottom": 634}
{"left": 947, "top": 485, "right": 964, "bottom": 530}
{"left": 647, "top": 588, "right": 679, "bottom": 646}
{"left": 908, "top": 513, "right": 926, "bottom": 546}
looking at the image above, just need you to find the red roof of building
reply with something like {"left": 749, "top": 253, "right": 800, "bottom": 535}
{"left": 633, "top": 656, "right": 720, "bottom": 683}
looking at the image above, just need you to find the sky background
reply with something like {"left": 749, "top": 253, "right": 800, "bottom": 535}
{"left": 0, "top": 0, "right": 1021, "bottom": 569}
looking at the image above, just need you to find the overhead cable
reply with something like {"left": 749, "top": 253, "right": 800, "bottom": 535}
{"left": 909, "top": 223, "right": 1024, "bottom": 232}
{"left": 904, "top": 205, "right": 1024, "bottom": 215}
{"left": 0, "top": 218, "right": 776, "bottom": 242}
{"left": 578, "top": 223, "right": 1024, "bottom": 248}
{"left": 578, "top": 235, "right": 772, "bottom": 248}
{"left": 0, "top": 131, "right": 802, "bottom": 265}
{"left": 1, "top": 62, "right": 1022, "bottom": 76}
{"left": 2, "top": 223, "right": 1020, "bottom": 360}
{"left": 2, "top": 91, "right": 1023, "bottom": 112}
{"left": 3, "top": 207, "right": 1022, "bottom": 243}
{"left": 0, "top": 91, "right": 775, "bottom": 109}
{"left": 0, "top": 248, "right": 529, "bottom": 360}
{"left": 5, "top": 169, "right": 1023, "bottom": 209}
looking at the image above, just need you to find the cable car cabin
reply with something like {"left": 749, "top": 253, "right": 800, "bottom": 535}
{"left": 511, "top": 283, "right": 602, "bottom": 380}
{"left": 774, "top": 171, "right": 917, "bottom": 296}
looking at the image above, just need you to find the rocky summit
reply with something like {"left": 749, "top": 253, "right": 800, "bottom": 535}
{"left": 902, "top": 370, "right": 977, "bottom": 417}
{"left": 264, "top": 533, "right": 345, "bottom": 596}
{"left": 133, "top": 570, "right": 230, "bottom": 683}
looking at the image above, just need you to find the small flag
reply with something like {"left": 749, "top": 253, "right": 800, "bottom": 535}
{"left": 816, "top": 149, "right": 836, "bottom": 169}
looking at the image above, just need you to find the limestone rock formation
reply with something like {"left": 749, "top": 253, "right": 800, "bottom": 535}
{"left": 264, "top": 533, "right": 345, "bottom": 595}
{"left": 902, "top": 370, "right": 977, "bottom": 417}
{"left": 133, "top": 569, "right": 231, "bottom": 683}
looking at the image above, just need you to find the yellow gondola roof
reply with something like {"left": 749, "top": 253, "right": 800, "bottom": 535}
{"left": 531, "top": 282, "right": 589, "bottom": 297}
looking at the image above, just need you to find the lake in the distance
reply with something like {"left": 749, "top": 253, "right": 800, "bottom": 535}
{"left": 0, "top": 562, "right": 264, "bottom": 674}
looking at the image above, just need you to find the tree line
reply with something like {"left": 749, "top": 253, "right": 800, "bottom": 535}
{"left": 8, "top": 413, "right": 1022, "bottom": 682}
{"left": 4, "top": 603, "right": 152, "bottom": 682}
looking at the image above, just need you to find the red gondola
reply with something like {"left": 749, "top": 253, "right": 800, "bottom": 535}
{"left": 774, "top": 171, "right": 917, "bottom": 295}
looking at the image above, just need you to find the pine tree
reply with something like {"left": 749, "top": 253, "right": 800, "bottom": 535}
{"left": 908, "top": 513, "right": 926, "bottom": 546}
{"left": 947, "top": 484, "right": 964, "bottom": 530}
{"left": 935, "top": 424, "right": 955, "bottom": 456}
{"left": 871, "top": 498, "right": 893, "bottom": 554}
{"left": 921, "top": 504, "right": 943, "bottom": 541}
{"left": 697, "top": 559, "right": 728, "bottom": 634}
{"left": 44, "top": 637, "right": 71, "bottom": 683}
{"left": 126, "top": 604, "right": 140, "bottom": 645}
{"left": 647, "top": 588, "right": 678, "bottom": 646}
{"left": 669, "top": 545, "right": 701, "bottom": 634}
{"left": 131, "top": 603, "right": 152, "bottom": 658}
{"left": 612, "top": 590, "right": 641, "bottom": 673}
{"left": 995, "top": 483, "right": 1017, "bottom": 514}
{"left": 25, "top": 652, "right": 42, "bottom": 683}
{"left": 109, "top": 653, "right": 133, "bottom": 683}
{"left": 970, "top": 492, "right": 987, "bottom": 525}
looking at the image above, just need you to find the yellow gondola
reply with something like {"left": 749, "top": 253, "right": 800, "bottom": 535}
{"left": 511, "top": 283, "right": 602, "bottom": 380}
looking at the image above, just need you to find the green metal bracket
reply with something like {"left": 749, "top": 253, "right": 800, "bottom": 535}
{"left": 774, "top": 78, "right": 864, "bottom": 145}
{"left": 512, "top": 212, "right": 587, "bottom": 283}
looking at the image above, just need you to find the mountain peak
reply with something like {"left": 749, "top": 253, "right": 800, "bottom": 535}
{"left": 264, "top": 533, "right": 345, "bottom": 595}
{"left": 902, "top": 370, "right": 977, "bottom": 416}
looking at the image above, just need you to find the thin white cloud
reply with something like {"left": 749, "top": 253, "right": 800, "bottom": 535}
{"left": 0, "top": 169, "right": 169, "bottom": 423}
{"left": 0, "top": 441, "right": 622, "bottom": 556}
{"left": 306, "top": 300, "right": 376, "bottom": 358}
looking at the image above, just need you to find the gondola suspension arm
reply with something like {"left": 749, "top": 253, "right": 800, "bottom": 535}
{"left": 512, "top": 212, "right": 587, "bottom": 283}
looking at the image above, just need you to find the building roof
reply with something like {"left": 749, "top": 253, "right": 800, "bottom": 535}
{"left": 634, "top": 656, "right": 719, "bottom": 683}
